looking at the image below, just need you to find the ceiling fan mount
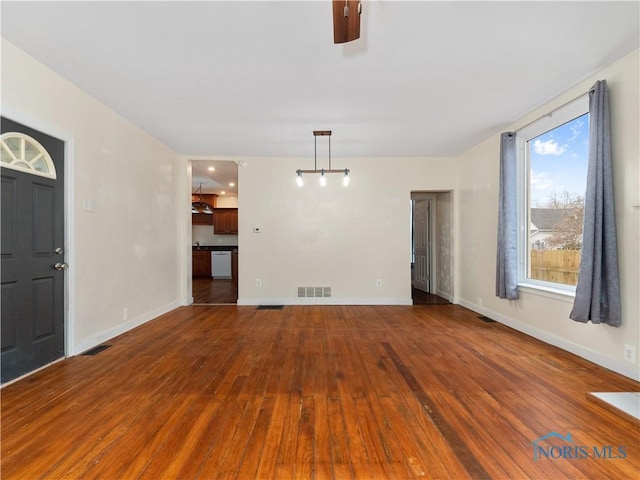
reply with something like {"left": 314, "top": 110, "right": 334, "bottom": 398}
{"left": 333, "top": 0, "right": 362, "bottom": 44}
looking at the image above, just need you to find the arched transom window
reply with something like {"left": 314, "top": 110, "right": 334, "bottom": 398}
{"left": 0, "top": 132, "right": 57, "bottom": 179}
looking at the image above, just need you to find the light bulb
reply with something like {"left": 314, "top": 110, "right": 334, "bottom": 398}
{"left": 343, "top": 169, "right": 350, "bottom": 186}
{"left": 320, "top": 170, "right": 327, "bottom": 186}
{"left": 296, "top": 170, "right": 303, "bottom": 186}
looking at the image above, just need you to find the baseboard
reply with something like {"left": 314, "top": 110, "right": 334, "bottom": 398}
{"left": 182, "top": 296, "right": 194, "bottom": 306}
{"left": 457, "top": 298, "right": 640, "bottom": 381}
{"left": 71, "top": 300, "right": 182, "bottom": 356}
{"left": 435, "top": 289, "right": 453, "bottom": 302}
{"left": 237, "top": 297, "right": 413, "bottom": 306}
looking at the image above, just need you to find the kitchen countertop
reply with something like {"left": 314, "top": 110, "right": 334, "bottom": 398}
{"left": 192, "top": 245, "right": 237, "bottom": 252}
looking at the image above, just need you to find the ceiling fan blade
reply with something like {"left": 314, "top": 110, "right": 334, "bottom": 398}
{"left": 333, "top": 0, "right": 361, "bottom": 44}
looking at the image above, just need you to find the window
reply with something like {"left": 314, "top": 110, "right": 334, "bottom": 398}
{"left": 0, "top": 132, "right": 57, "bottom": 179}
{"left": 516, "top": 96, "right": 589, "bottom": 291}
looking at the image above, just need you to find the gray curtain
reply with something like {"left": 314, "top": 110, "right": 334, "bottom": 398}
{"left": 570, "top": 80, "right": 621, "bottom": 326}
{"left": 496, "top": 132, "right": 519, "bottom": 300}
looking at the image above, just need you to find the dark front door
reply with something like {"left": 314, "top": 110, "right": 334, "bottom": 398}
{"left": 1, "top": 117, "right": 65, "bottom": 383}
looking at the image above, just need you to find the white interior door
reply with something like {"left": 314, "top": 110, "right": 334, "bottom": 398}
{"left": 412, "top": 199, "right": 430, "bottom": 292}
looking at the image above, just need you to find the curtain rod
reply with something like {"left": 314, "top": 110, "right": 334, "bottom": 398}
{"left": 513, "top": 84, "right": 596, "bottom": 134}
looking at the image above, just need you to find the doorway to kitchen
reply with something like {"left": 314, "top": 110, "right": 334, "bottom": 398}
{"left": 190, "top": 160, "right": 239, "bottom": 304}
{"left": 410, "top": 191, "right": 454, "bottom": 305}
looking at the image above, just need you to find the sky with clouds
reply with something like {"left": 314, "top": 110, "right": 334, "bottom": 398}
{"left": 529, "top": 113, "right": 589, "bottom": 207}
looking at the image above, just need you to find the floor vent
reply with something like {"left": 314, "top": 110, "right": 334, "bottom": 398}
{"left": 257, "top": 305, "right": 284, "bottom": 310}
{"left": 81, "top": 345, "right": 112, "bottom": 356}
{"left": 297, "top": 286, "right": 332, "bottom": 298}
{"left": 477, "top": 315, "right": 496, "bottom": 323}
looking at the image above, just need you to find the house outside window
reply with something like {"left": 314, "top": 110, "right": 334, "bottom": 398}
{"left": 516, "top": 95, "right": 589, "bottom": 292}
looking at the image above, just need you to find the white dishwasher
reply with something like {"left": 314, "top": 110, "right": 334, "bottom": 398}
{"left": 211, "top": 251, "right": 232, "bottom": 279}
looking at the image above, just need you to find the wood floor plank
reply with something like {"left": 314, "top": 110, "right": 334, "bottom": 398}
{"left": 1, "top": 304, "right": 638, "bottom": 480}
{"left": 326, "top": 395, "right": 355, "bottom": 479}
{"left": 313, "top": 394, "right": 334, "bottom": 480}
{"left": 295, "top": 396, "right": 315, "bottom": 479}
{"left": 273, "top": 393, "right": 302, "bottom": 480}
{"left": 336, "top": 388, "right": 374, "bottom": 479}
{"left": 253, "top": 394, "right": 288, "bottom": 480}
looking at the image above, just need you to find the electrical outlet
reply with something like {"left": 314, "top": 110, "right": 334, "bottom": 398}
{"left": 256, "top": 279, "right": 262, "bottom": 287}
{"left": 376, "top": 279, "right": 382, "bottom": 287}
{"left": 623, "top": 344, "right": 636, "bottom": 363}
{"left": 123, "top": 307, "right": 128, "bottom": 321}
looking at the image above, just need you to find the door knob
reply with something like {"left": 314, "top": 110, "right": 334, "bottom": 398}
{"left": 53, "top": 263, "right": 68, "bottom": 271}
{"left": 55, "top": 247, "right": 64, "bottom": 255}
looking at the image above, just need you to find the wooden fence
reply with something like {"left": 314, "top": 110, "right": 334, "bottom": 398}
{"left": 530, "top": 250, "right": 580, "bottom": 286}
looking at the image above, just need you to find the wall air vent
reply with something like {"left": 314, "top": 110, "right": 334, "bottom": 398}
{"left": 296, "top": 286, "right": 332, "bottom": 298}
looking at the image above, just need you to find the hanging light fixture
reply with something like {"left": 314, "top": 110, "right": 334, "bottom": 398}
{"left": 191, "top": 184, "right": 214, "bottom": 214}
{"left": 296, "top": 131, "right": 351, "bottom": 187}
{"left": 319, "top": 169, "right": 327, "bottom": 186}
{"left": 343, "top": 168, "right": 350, "bottom": 186}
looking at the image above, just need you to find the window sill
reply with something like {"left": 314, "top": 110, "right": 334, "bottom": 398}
{"left": 517, "top": 282, "right": 576, "bottom": 304}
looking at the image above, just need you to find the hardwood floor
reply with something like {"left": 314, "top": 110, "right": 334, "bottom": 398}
{"left": 193, "top": 278, "right": 237, "bottom": 304}
{"left": 412, "top": 288, "right": 451, "bottom": 305}
{"left": 2, "top": 304, "right": 638, "bottom": 479}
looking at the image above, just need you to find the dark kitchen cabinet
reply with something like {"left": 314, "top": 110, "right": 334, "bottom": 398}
{"left": 192, "top": 213, "right": 213, "bottom": 225}
{"left": 213, "top": 208, "right": 238, "bottom": 235}
{"left": 192, "top": 250, "right": 211, "bottom": 277}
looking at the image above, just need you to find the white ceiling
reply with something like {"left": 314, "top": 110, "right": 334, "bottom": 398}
{"left": 192, "top": 160, "right": 238, "bottom": 196}
{"left": 2, "top": 1, "right": 638, "bottom": 159}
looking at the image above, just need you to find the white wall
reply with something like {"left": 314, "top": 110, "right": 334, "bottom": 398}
{"left": 237, "top": 156, "right": 458, "bottom": 305}
{"left": 2, "top": 39, "right": 186, "bottom": 354}
{"left": 216, "top": 195, "right": 238, "bottom": 208}
{"left": 457, "top": 49, "right": 640, "bottom": 380}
